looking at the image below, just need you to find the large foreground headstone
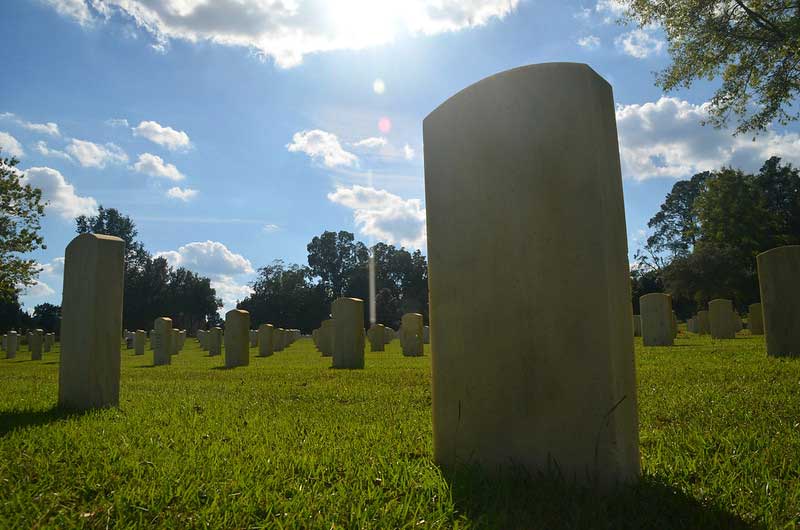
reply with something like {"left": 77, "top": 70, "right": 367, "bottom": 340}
{"left": 639, "top": 293, "right": 673, "bottom": 347}
{"left": 400, "top": 313, "right": 423, "bottom": 356}
{"left": 224, "top": 309, "right": 250, "bottom": 368}
{"left": 29, "top": 329, "right": 43, "bottom": 360}
{"left": 757, "top": 245, "right": 800, "bottom": 357}
{"left": 332, "top": 298, "right": 365, "bottom": 369}
{"left": 709, "top": 299, "right": 735, "bottom": 339}
{"left": 6, "top": 331, "right": 17, "bottom": 358}
{"left": 423, "top": 63, "right": 640, "bottom": 486}
{"left": 58, "top": 233, "right": 125, "bottom": 410}
{"left": 153, "top": 317, "right": 172, "bottom": 365}
{"left": 258, "top": 323, "right": 274, "bottom": 357}
{"left": 748, "top": 303, "right": 764, "bottom": 335}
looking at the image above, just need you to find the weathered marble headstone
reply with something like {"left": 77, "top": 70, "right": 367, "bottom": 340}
{"left": 29, "top": 329, "right": 43, "bottom": 360}
{"left": 6, "top": 331, "right": 18, "bottom": 358}
{"left": 423, "top": 325, "right": 431, "bottom": 344}
{"left": 368, "top": 323, "right": 386, "bottom": 352}
{"left": 58, "top": 233, "right": 125, "bottom": 410}
{"left": 423, "top": 63, "right": 640, "bottom": 486}
{"left": 320, "top": 319, "right": 334, "bottom": 357}
{"left": 332, "top": 298, "right": 365, "bottom": 369}
{"left": 134, "top": 329, "right": 145, "bottom": 355}
{"left": 258, "top": 323, "right": 274, "bottom": 357}
{"left": 224, "top": 309, "right": 250, "bottom": 368}
{"left": 153, "top": 317, "right": 173, "bottom": 365}
{"left": 639, "top": 293, "right": 673, "bottom": 347}
{"left": 709, "top": 299, "right": 735, "bottom": 339}
{"left": 632, "top": 315, "right": 642, "bottom": 337}
{"left": 171, "top": 328, "right": 180, "bottom": 354}
{"left": 696, "top": 310, "right": 710, "bottom": 335}
{"left": 209, "top": 327, "right": 222, "bottom": 356}
{"left": 400, "top": 313, "right": 423, "bottom": 357}
{"left": 748, "top": 303, "right": 764, "bottom": 335}
{"left": 757, "top": 245, "right": 800, "bottom": 357}
{"left": 44, "top": 332, "right": 54, "bottom": 352}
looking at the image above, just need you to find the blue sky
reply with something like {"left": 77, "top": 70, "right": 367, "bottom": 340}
{"left": 3, "top": 0, "right": 799, "bottom": 312}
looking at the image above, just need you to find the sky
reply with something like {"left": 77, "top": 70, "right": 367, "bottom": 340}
{"left": 3, "top": 0, "right": 800, "bottom": 313}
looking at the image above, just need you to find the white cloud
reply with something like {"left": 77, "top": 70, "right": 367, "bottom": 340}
{"left": 616, "top": 97, "right": 800, "bottom": 181}
{"left": 0, "top": 131, "right": 24, "bottom": 157}
{"left": 211, "top": 275, "right": 254, "bottom": 313}
{"left": 353, "top": 137, "right": 388, "bottom": 149}
{"left": 403, "top": 143, "right": 415, "bottom": 160}
{"left": 66, "top": 138, "right": 128, "bottom": 168}
{"left": 34, "top": 141, "right": 73, "bottom": 161}
{"left": 287, "top": 129, "right": 358, "bottom": 168}
{"left": 133, "top": 152, "right": 185, "bottom": 180}
{"left": 328, "top": 185, "right": 426, "bottom": 248}
{"left": 44, "top": 0, "right": 519, "bottom": 68}
{"left": 156, "top": 241, "right": 254, "bottom": 276}
{"left": 22, "top": 121, "right": 60, "bottom": 136}
{"left": 41, "top": 257, "right": 66, "bottom": 277}
{"left": 22, "top": 280, "right": 56, "bottom": 298}
{"left": 615, "top": 29, "right": 664, "bottom": 59}
{"left": 106, "top": 118, "right": 130, "bottom": 128}
{"left": 578, "top": 35, "right": 600, "bottom": 49}
{"left": 263, "top": 224, "right": 280, "bottom": 233}
{"left": 596, "top": 0, "right": 626, "bottom": 16}
{"left": 166, "top": 186, "right": 198, "bottom": 201}
{"left": 132, "top": 120, "right": 191, "bottom": 151}
{"left": 373, "top": 79, "right": 386, "bottom": 95}
{"left": 21, "top": 166, "right": 98, "bottom": 218}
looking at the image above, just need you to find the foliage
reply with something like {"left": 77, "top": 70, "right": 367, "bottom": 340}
{"left": 624, "top": 0, "right": 800, "bottom": 134}
{"left": 0, "top": 151, "right": 46, "bottom": 301}
{"left": 306, "top": 230, "right": 369, "bottom": 298}
{"left": 31, "top": 303, "right": 61, "bottom": 334}
{"left": 0, "top": 334, "right": 798, "bottom": 527}
{"left": 0, "top": 292, "right": 32, "bottom": 334}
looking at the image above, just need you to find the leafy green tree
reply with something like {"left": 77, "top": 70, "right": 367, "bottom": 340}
{"left": 0, "top": 152, "right": 46, "bottom": 300}
{"left": 623, "top": 1, "right": 800, "bottom": 134}
{"left": 76, "top": 206, "right": 148, "bottom": 271}
{"left": 306, "top": 230, "right": 369, "bottom": 298}
{"left": 166, "top": 267, "right": 222, "bottom": 332}
{"left": 0, "top": 292, "right": 32, "bottom": 333}
{"left": 32, "top": 303, "right": 61, "bottom": 333}
{"left": 755, "top": 156, "right": 800, "bottom": 244}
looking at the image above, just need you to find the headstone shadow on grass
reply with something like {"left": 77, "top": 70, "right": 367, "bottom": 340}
{"left": 445, "top": 464, "right": 763, "bottom": 530}
{"left": 0, "top": 406, "right": 90, "bottom": 438}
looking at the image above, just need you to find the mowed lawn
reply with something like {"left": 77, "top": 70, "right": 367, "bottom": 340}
{"left": 0, "top": 332, "right": 798, "bottom": 529}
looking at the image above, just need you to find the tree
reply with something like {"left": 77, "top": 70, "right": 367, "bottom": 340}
{"left": 306, "top": 231, "right": 369, "bottom": 298}
{"left": 32, "top": 303, "right": 61, "bottom": 333}
{"left": 166, "top": 267, "right": 222, "bottom": 332}
{"left": 623, "top": 1, "right": 800, "bottom": 134}
{"left": 76, "top": 206, "right": 148, "bottom": 271}
{"left": 0, "top": 151, "right": 46, "bottom": 300}
{"left": 0, "top": 292, "right": 32, "bottom": 333}
{"left": 755, "top": 156, "right": 800, "bottom": 245}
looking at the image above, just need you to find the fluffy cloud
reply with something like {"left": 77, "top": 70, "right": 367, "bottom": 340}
{"left": 156, "top": 241, "right": 254, "bottom": 276}
{"left": 133, "top": 152, "right": 185, "bottom": 180}
{"left": 22, "top": 280, "right": 56, "bottom": 298}
{"left": 353, "top": 137, "right": 387, "bottom": 149}
{"left": 34, "top": 141, "right": 73, "bottom": 161}
{"left": 287, "top": 129, "right": 358, "bottom": 168}
{"left": 577, "top": 35, "right": 600, "bottom": 49}
{"left": 616, "top": 97, "right": 800, "bottom": 181}
{"left": 44, "top": 0, "right": 519, "bottom": 68}
{"left": 328, "top": 185, "right": 426, "bottom": 248}
{"left": 41, "top": 257, "right": 66, "bottom": 277}
{"left": 615, "top": 29, "right": 664, "bottom": 58}
{"left": 0, "top": 131, "right": 24, "bottom": 157}
{"left": 21, "top": 166, "right": 98, "bottom": 218}
{"left": 132, "top": 120, "right": 191, "bottom": 151}
{"left": 403, "top": 143, "right": 415, "bottom": 160}
{"left": 1, "top": 112, "right": 61, "bottom": 136}
{"left": 166, "top": 186, "right": 198, "bottom": 201}
{"left": 211, "top": 275, "right": 254, "bottom": 312}
{"left": 66, "top": 139, "right": 128, "bottom": 168}
{"left": 596, "top": 0, "right": 626, "bottom": 16}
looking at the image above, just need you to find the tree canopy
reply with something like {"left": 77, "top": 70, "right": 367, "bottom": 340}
{"left": 623, "top": 0, "right": 800, "bottom": 134}
{"left": 0, "top": 151, "right": 46, "bottom": 301}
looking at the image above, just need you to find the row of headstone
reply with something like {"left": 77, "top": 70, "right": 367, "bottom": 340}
{"left": 2, "top": 329, "right": 56, "bottom": 359}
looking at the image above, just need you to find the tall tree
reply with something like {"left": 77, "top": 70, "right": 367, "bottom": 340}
{"left": 621, "top": 0, "right": 800, "bottom": 133}
{"left": 0, "top": 152, "right": 46, "bottom": 300}
{"left": 306, "top": 230, "right": 368, "bottom": 298}
{"left": 32, "top": 303, "right": 61, "bottom": 333}
{"left": 166, "top": 267, "right": 222, "bottom": 332}
{"left": 76, "top": 206, "right": 148, "bottom": 271}
{"left": 623, "top": 1, "right": 800, "bottom": 134}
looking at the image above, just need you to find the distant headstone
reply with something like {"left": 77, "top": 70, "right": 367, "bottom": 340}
{"left": 639, "top": 293, "right": 674, "bottom": 346}
{"left": 58, "top": 233, "right": 125, "bottom": 410}
{"left": 748, "top": 303, "right": 764, "bottom": 335}
{"left": 6, "top": 331, "right": 17, "bottom": 359}
{"left": 332, "top": 298, "right": 365, "bottom": 369}
{"left": 44, "top": 332, "right": 54, "bottom": 352}
{"left": 224, "top": 309, "right": 250, "bottom": 368}
{"left": 757, "top": 245, "right": 800, "bottom": 357}
{"left": 209, "top": 327, "right": 222, "bottom": 356}
{"left": 29, "top": 329, "right": 43, "bottom": 360}
{"left": 670, "top": 310, "right": 678, "bottom": 338}
{"left": 153, "top": 317, "right": 173, "bottom": 365}
{"left": 320, "top": 320, "right": 334, "bottom": 357}
{"left": 368, "top": 323, "right": 386, "bottom": 352}
{"left": 696, "top": 310, "right": 710, "bottom": 335}
{"left": 709, "top": 299, "right": 735, "bottom": 339}
{"left": 258, "top": 323, "right": 274, "bottom": 357}
{"left": 632, "top": 315, "right": 642, "bottom": 337}
{"left": 134, "top": 329, "right": 146, "bottom": 355}
{"left": 171, "top": 328, "right": 180, "bottom": 354}
{"left": 423, "top": 63, "right": 639, "bottom": 486}
{"left": 423, "top": 325, "right": 430, "bottom": 344}
{"left": 400, "top": 313, "right": 423, "bottom": 356}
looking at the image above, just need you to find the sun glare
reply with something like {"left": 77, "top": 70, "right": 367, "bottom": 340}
{"left": 326, "top": 0, "right": 400, "bottom": 48}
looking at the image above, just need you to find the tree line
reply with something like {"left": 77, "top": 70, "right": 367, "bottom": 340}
{"left": 633, "top": 156, "right": 800, "bottom": 318}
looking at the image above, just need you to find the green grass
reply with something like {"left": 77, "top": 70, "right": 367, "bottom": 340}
{"left": 0, "top": 332, "right": 798, "bottom": 528}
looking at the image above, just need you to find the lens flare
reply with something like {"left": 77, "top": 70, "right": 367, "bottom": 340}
{"left": 378, "top": 117, "right": 392, "bottom": 134}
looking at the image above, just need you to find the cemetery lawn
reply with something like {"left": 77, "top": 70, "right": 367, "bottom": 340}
{"left": 0, "top": 334, "right": 798, "bottom": 529}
